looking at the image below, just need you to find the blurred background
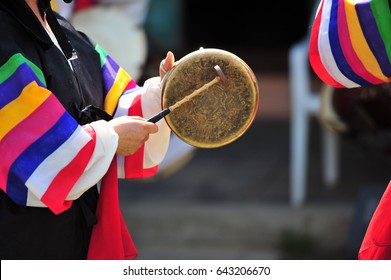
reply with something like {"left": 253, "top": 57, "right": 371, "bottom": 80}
{"left": 55, "top": 0, "right": 391, "bottom": 259}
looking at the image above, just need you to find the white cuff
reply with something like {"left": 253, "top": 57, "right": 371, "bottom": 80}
{"left": 67, "top": 120, "right": 118, "bottom": 199}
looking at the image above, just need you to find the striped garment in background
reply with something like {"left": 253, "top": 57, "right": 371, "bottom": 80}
{"left": 309, "top": 0, "right": 391, "bottom": 88}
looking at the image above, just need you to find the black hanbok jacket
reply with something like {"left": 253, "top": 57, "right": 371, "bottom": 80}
{"left": 0, "top": 0, "right": 168, "bottom": 260}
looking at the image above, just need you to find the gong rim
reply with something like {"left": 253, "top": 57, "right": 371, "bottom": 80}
{"left": 161, "top": 48, "right": 259, "bottom": 148}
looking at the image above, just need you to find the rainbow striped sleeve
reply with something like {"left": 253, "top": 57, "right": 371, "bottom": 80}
{"left": 0, "top": 53, "right": 97, "bottom": 214}
{"left": 95, "top": 44, "right": 139, "bottom": 116}
{"left": 94, "top": 45, "right": 163, "bottom": 179}
{"left": 309, "top": 0, "right": 391, "bottom": 88}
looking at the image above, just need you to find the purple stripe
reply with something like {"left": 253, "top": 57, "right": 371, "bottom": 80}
{"left": 356, "top": 2, "right": 391, "bottom": 77}
{"left": 101, "top": 55, "right": 120, "bottom": 96}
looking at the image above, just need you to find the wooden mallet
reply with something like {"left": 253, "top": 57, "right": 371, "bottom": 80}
{"left": 148, "top": 65, "right": 229, "bottom": 123}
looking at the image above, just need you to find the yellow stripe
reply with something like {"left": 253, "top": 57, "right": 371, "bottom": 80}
{"left": 104, "top": 67, "right": 131, "bottom": 115}
{"left": 345, "top": 1, "right": 389, "bottom": 81}
{"left": 50, "top": 1, "right": 58, "bottom": 12}
{"left": 0, "top": 82, "right": 51, "bottom": 140}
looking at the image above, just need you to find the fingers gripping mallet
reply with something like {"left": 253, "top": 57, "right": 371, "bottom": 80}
{"left": 147, "top": 65, "right": 229, "bottom": 123}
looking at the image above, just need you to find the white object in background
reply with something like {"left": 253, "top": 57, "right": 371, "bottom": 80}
{"left": 289, "top": 37, "right": 340, "bottom": 207}
{"left": 156, "top": 133, "right": 196, "bottom": 177}
{"left": 96, "top": 0, "right": 151, "bottom": 27}
{"left": 71, "top": 5, "right": 148, "bottom": 82}
{"left": 51, "top": 0, "right": 76, "bottom": 20}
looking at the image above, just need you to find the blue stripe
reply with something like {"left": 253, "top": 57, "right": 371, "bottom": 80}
{"left": 122, "top": 87, "right": 141, "bottom": 96}
{"left": 0, "top": 63, "right": 46, "bottom": 109}
{"left": 329, "top": 0, "right": 371, "bottom": 86}
{"left": 356, "top": 2, "right": 391, "bottom": 77}
{"left": 6, "top": 112, "right": 79, "bottom": 205}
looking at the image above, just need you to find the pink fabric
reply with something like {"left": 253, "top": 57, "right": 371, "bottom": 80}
{"left": 336, "top": 0, "right": 384, "bottom": 84}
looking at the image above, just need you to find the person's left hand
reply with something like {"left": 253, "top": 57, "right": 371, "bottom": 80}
{"left": 159, "top": 51, "right": 175, "bottom": 79}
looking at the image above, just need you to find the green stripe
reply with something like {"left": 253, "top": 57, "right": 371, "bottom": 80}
{"left": 95, "top": 44, "right": 107, "bottom": 67}
{"left": 0, "top": 53, "right": 46, "bottom": 86}
{"left": 371, "top": 0, "right": 391, "bottom": 64}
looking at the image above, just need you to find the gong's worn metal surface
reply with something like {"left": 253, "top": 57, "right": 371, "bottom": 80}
{"left": 161, "top": 48, "right": 259, "bottom": 148}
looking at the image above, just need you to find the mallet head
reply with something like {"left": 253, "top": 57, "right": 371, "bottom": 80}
{"left": 214, "top": 65, "right": 230, "bottom": 87}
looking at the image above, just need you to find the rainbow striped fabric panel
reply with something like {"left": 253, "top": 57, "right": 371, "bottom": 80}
{"left": 95, "top": 44, "right": 138, "bottom": 115}
{"left": 309, "top": 0, "right": 391, "bottom": 88}
{"left": 0, "top": 53, "right": 97, "bottom": 214}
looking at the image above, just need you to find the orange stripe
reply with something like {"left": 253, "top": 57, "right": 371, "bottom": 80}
{"left": 0, "top": 82, "right": 51, "bottom": 140}
{"left": 345, "top": 0, "right": 389, "bottom": 80}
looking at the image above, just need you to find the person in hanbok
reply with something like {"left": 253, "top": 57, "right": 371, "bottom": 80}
{"left": 0, "top": 0, "right": 175, "bottom": 260}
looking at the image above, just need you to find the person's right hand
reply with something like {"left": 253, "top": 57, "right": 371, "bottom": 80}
{"left": 108, "top": 116, "right": 158, "bottom": 156}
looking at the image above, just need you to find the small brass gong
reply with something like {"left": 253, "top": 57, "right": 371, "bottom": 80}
{"left": 160, "top": 48, "right": 259, "bottom": 148}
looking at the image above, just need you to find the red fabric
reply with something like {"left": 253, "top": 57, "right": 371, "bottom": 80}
{"left": 42, "top": 125, "right": 96, "bottom": 214}
{"left": 74, "top": 0, "right": 96, "bottom": 12}
{"left": 87, "top": 158, "right": 138, "bottom": 260}
{"left": 359, "top": 180, "right": 391, "bottom": 260}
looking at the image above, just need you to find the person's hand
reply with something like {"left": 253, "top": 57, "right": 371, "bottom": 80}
{"left": 109, "top": 116, "right": 158, "bottom": 156}
{"left": 159, "top": 51, "right": 175, "bottom": 79}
